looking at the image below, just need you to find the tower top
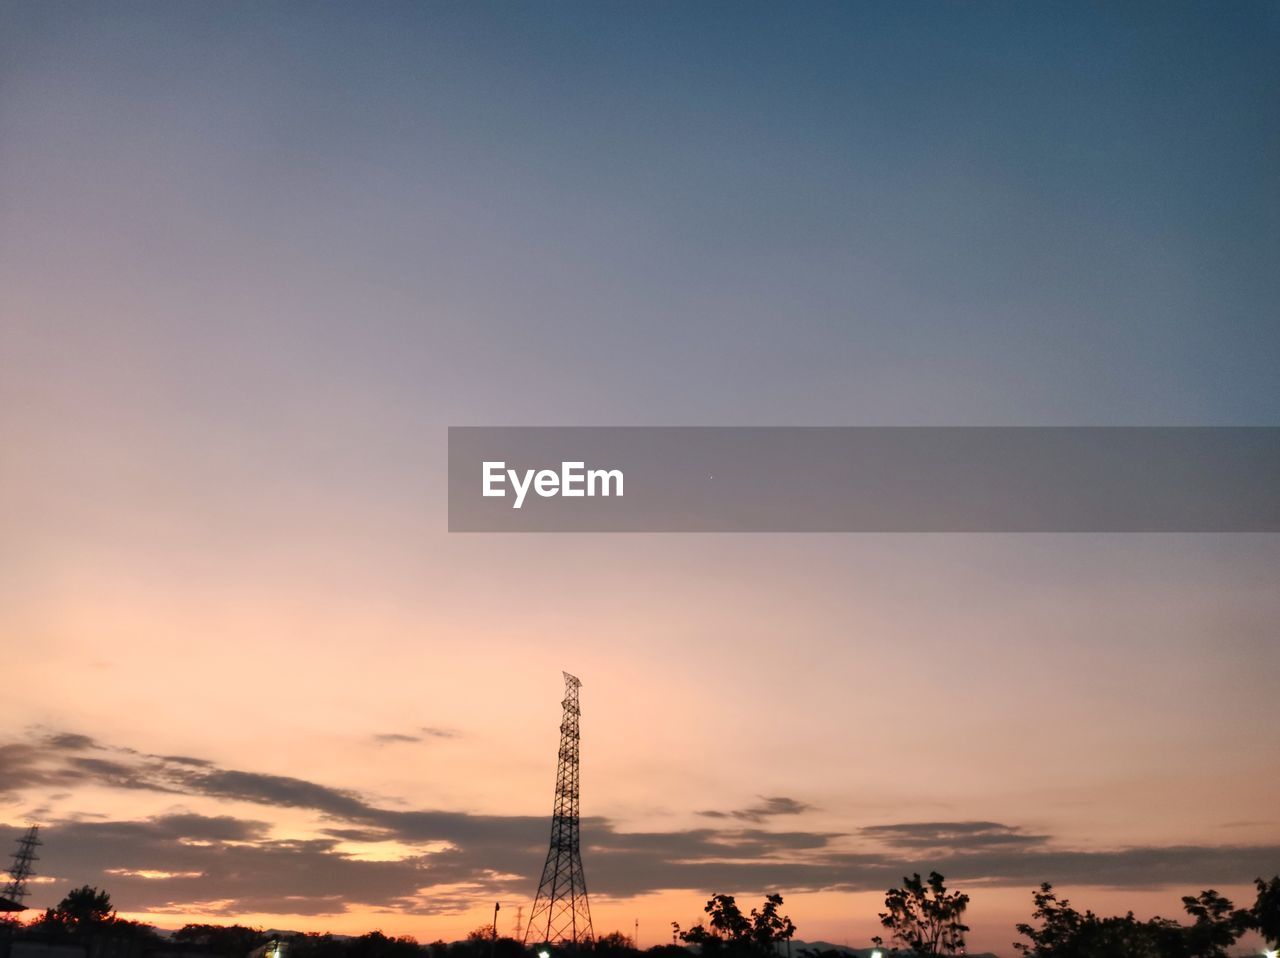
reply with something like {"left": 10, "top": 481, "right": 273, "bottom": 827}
{"left": 562, "top": 671, "right": 581, "bottom": 687}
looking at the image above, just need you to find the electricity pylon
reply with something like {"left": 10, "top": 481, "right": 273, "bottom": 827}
{"left": 524, "top": 672, "right": 593, "bottom": 946}
{"left": 2, "top": 825, "right": 40, "bottom": 919}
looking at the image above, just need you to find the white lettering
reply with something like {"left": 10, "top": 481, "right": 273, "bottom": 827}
{"left": 510, "top": 467, "right": 536, "bottom": 510}
{"left": 588, "top": 468, "right": 624, "bottom": 497}
{"left": 481, "top": 461, "right": 624, "bottom": 508}
{"left": 534, "top": 469, "right": 559, "bottom": 497}
{"left": 482, "top": 461, "right": 506, "bottom": 496}
{"left": 561, "top": 462, "right": 585, "bottom": 496}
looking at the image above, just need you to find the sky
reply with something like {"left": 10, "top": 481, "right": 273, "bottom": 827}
{"left": 1, "top": 2, "right": 1278, "bottom": 955}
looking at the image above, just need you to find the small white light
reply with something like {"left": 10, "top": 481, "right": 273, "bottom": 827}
{"left": 1263, "top": 950, "right": 1278, "bottom": 958}
{"left": 871, "top": 951, "right": 883, "bottom": 958}
{"left": 538, "top": 950, "right": 550, "bottom": 958}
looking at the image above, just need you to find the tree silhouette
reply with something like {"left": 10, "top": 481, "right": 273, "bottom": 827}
{"left": 879, "top": 872, "right": 969, "bottom": 957}
{"left": 701, "top": 894, "right": 751, "bottom": 944}
{"left": 1014, "top": 882, "right": 1248, "bottom": 957}
{"left": 1180, "top": 889, "right": 1249, "bottom": 957}
{"left": 676, "top": 894, "right": 796, "bottom": 955}
{"left": 346, "top": 931, "right": 423, "bottom": 958}
{"left": 591, "top": 931, "right": 635, "bottom": 954}
{"left": 174, "top": 923, "right": 270, "bottom": 955}
{"left": 749, "top": 895, "right": 797, "bottom": 952}
{"left": 1248, "top": 876, "right": 1280, "bottom": 949}
{"left": 1013, "top": 884, "right": 1167, "bottom": 958}
{"left": 32, "top": 886, "right": 115, "bottom": 935}
{"left": 1013, "top": 884, "right": 1083, "bottom": 956}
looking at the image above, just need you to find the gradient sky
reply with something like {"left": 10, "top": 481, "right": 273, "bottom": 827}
{"left": 2, "top": 2, "right": 1278, "bottom": 955}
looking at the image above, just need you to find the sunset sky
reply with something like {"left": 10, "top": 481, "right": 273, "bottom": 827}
{"left": 2, "top": 2, "right": 1278, "bottom": 955}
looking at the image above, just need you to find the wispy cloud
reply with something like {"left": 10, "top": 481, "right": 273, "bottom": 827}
{"left": 698, "top": 796, "right": 814, "bottom": 823}
{"left": 371, "top": 728, "right": 460, "bottom": 746}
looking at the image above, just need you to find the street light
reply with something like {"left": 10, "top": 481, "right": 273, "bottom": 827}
{"left": 538, "top": 950, "right": 550, "bottom": 958}
{"left": 870, "top": 952, "right": 883, "bottom": 958}
{"left": 1263, "top": 950, "right": 1277, "bottom": 958}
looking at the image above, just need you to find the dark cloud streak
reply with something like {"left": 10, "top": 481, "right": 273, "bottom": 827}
{"left": 861, "top": 821, "right": 1050, "bottom": 851}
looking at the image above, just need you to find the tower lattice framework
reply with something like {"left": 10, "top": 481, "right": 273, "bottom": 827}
{"left": 525, "top": 672, "right": 593, "bottom": 946}
{"left": 2, "top": 825, "right": 41, "bottom": 917}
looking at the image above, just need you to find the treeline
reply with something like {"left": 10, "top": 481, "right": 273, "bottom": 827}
{"left": 666, "top": 878, "right": 1280, "bottom": 958}
{"left": 6, "top": 875, "right": 1280, "bottom": 958}
{"left": 870, "top": 872, "right": 1280, "bottom": 957}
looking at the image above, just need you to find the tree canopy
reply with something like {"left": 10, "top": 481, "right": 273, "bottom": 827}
{"left": 675, "top": 894, "right": 796, "bottom": 955}
{"left": 1248, "top": 875, "right": 1280, "bottom": 948}
{"left": 28, "top": 886, "right": 156, "bottom": 941}
{"left": 1014, "top": 882, "right": 1250, "bottom": 958}
{"left": 32, "top": 886, "right": 117, "bottom": 935}
{"left": 878, "top": 872, "right": 970, "bottom": 957}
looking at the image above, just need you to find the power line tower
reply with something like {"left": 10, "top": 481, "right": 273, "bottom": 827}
{"left": 524, "top": 672, "right": 593, "bottom": 947}
{"left": 2, "top": 825, "right": 41, "bottom": 917}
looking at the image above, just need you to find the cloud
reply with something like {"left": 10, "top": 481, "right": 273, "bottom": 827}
{"left": 0, "top": 743, "right": 103, "bottom": 797}
{"left": 148, "top": 814, "right": 272, "bottom": 843}
{"left": 698, "top": 796, "right": 814, "bottom": 823}
{"left": 319, "top": 827, "right": 401, "bottom": 843}
{"left": 372, "top": 729, "right": 460, "bottom": 745}
{"left": 43, "top": 733, "right": 102, "bottom": 751}
{"left": 189, "top": 769, "right": 371, "bottom": 818}
{"left": 4, "top": 730, "right": 1278, "bottom": 921}
{"left": 29, "top": 817, "right": 451, "bottom": 917}
{"left": 861, "top": 821, "right": 1050, "bottom": 851}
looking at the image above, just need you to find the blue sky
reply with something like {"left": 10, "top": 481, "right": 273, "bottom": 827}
{"left": 3, "top": 1, "right": 1278, "bottom": 428}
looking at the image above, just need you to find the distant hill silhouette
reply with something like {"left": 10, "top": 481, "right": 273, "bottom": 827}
{"left": 788, "top": 941, "right": 999, "bottom": 958}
